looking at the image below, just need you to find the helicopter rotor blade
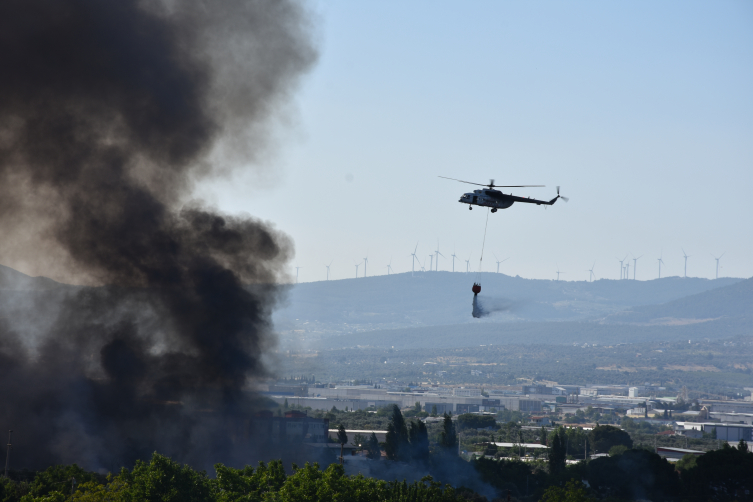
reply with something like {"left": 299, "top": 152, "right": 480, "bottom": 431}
{"left": 438, "top": 176, "right": 544, "bottom": 188}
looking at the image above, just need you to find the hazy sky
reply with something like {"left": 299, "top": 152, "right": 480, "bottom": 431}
{"left": 199, "top": 1, "right": 753, "bottom": 283}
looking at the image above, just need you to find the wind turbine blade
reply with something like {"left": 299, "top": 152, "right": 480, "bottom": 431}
{"left": 560, "top": 196, "right": 569, "bottom": 202}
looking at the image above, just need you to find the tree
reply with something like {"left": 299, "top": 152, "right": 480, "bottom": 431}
{"left": 439, "top": 413, "right": 457, "bottom": 454}
{"left": 549, "top": 427, "right": 566, "bottom": 474}
{"left": 682, "top": 442, "right": 753, "bottom": 501}
{"left": 540, "top": 479, "right": 595, "bottom": 502}
{"left": 675, "top": 453, "right": 698, "bottom": 473}
{"left": 124, "top": 453, "right": 214, "bottom": 502}
{"left": 384, "top": 405, "right": 409, "bottom": 461}
{"left": 456, "top": 413, "right": 496, "bottom": 431}
{"left": 431, "top": 405, "right": 438, "bottom": 416}
{"left": 366, "top": 432, "right": 381, "bottom": 459}
{"left": 337, "top": 424, "right": 348, "bottom": 445}
{"left": 409, "top": 420, "right": 430, "bottom": 461}
{"left": 284, "top": 398, "right": 289, "bottom": 410}
{"left": 585, "top": 449, "right": 679, "bottom": 500}
{"left": 352, "top": 433, "right": 367, "bottom": 449}
{"left": 540, "top": 426, "right": 548, "bottom": 446}
{"left": 589, "top": 425, "right": 632, "bottom": 453}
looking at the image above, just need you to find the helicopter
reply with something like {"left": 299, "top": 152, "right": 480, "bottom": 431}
{"left": 439, "top": 176, "right": 568, "bottom": 213}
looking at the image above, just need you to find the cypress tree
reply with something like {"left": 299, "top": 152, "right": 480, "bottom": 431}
{"left": 440, "top": 413, "right": 457, "bottom": 454}
{"left": 367, "top": 432, "right": 381, "bottom": 459}
{"left": 549, "top": 427, "right": 566, "bottom": 474}
{"left": 385, "top": 405, "right": 409, "bottom": 460}
{"left": 408, "top": 420, "right": 430, "bottom": 461}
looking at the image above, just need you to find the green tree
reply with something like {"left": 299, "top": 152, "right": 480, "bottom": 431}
{"left": 24, "top": 464, "right": 103, "bottom": 500}
{"left": 540, "top": 479, "right": 595, "bottom": 502}
{"left": 384, "top": 405, "right": 409, "bottom": 461}
{"left": 608, "top": 444, "right": 628, "bottom": 456}
{"left": 588, "top": 424, "right": 632, "bottom": 453}
{"left": 456, "top": 414, "right": 496, "bottom": 431}
{"left": 366, "top": 432, "right": 381, "bottom": 459}
{"left": 549, "top": 427, "right": 566, "bottom": 474}
{"left": 352, "top": 433, "right": 367, "bottom": 449}
{"left": 431, "top": 405, "right": 438, "bottom": 416}
{"left": 408, "top": 420, "right": 430, "bottom": 461}
{"left": 585, "top": 449, "right": 679, "bottom": 500}
{"left": 675, "top": 453, "right": 698, "bottom": 473}
{"left": 337, "top": 424, "right": 348, "bottom": 446}
{"left": 439, "top": 413, "right": 457, "bottom": 454}
{"left": 682, "top": 442, "right": 753, "bottom": 501}
{"left": 122, "top": 452, "right": 213, "bottom": 502}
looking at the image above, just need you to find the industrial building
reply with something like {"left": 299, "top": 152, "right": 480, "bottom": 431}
{"left": 251, "top": 410, "right": 330, "bottom": 443}
{"left": 268, "top": 385, "right": 542, "bottom": 415}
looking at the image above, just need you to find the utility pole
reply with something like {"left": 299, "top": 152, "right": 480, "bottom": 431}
{"left": 4, "top": 430, "right": 12, "bottom": 478}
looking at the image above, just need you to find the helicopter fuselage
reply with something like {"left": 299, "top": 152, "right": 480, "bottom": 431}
{"left": 460, "top": 189, "right": 514, "bottom": 209}
{"left": 459, "top": 188, "right": 559, "bottom": 211}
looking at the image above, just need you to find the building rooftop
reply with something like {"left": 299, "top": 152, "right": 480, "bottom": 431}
{"left": 656, "top": 447, "right": 705, "bottom": 454}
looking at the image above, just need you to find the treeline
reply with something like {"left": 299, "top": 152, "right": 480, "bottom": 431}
{"left": 0, "top": 454, "right": 471, "bottom": 502}
{"left": 3, "top": 433, "right": 751, "bottom": 500}
{"left": 475, "top": 439, "right": 753, "bottom": 501}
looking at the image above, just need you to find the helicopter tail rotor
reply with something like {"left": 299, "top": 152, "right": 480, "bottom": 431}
{"left": 557, "top": 186, "right": 569, "bottom": 202}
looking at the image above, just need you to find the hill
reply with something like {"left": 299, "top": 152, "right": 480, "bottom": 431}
{"left": 0, "top": 264, "right": 63, "bottom": 290}
{"left": 273, "top": 272, "right": 741, "bottom": 339}
{"left": 312, "top": 316, "right": 752, "bottom": 350}
{"left": 606, "top": 277, "right": 753, "bottom": 324}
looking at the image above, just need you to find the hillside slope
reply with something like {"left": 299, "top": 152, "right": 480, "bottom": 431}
{"left": 312, "top": 316, "right": 752, "bottom": 350}
{"left": 273, "top": 272, "right": 741, "bottom": 338}
{"left": 0, "top": 264, "right": 63, "bottom": 290}
{"left": 606, "top": 277, "right": 753, "bottom": 324}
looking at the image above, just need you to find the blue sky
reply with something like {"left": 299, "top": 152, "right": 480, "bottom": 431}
{"left": 200, "top": 1, "right": 753, "bottom": 282}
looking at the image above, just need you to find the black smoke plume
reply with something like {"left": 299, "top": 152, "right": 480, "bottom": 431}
{"left": 0, "top": 0, "right": 316, "bottom": 471}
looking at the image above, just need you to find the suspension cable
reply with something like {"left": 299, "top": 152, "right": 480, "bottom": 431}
{"left": 474, "top": 207, "right": 490, "bottom": 282}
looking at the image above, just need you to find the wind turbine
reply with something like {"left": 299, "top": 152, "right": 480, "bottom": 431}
{"left": 428, "top": 254, "right": 433, "bottom": 272}
{"left": 434, "top": 241, "right": 445, "bottom": 271}
{"left": 682, "top": 249, "right": 690, "bottom": 278}
{"left": 617, "top": 255, "right": 627, "bottom": 280}
{"left": 632, "top": 255, "right": 642, "bottom": 280}
{"left": 657, "top": 251, "right": 664, "bottom": 279}
{"left": 555, "top": 264, "right": 564, "bottom": 282}
{"left": 712, "top": 252, "right": 725, "bottom": 279}
{"left": 363, "top": 254, "right": 369, "bottom": 277}
{"left": 325, "top": 260, "right": 332, "bottom": 281}
{"left": 410, "top": 243, "right": 419, "bottom": 276}
{"left": 465, "top": 254, "right": 471, "bottom": 273}
{"left": 420, "top": 257, "right": 427, "bottom": 272}
{"left": 493, "top": 253, "right": 509, "bottom": 273}
{"left": 450, "top": 247, "right": 458, "bottom": 273}
{"left": 387, "top": 257, "right": 394, "bottom": 275}
{"left": 295, "top": 266, "right": 302, "bottom": 284}
{"left": 626, "top": 262, "right": 630, "bottom": 280}
{"left": 354, "top": 261, "right": 360, "bottom": 278}
{"left": 587, "top": 262, "right": 596, "bottom": 282}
